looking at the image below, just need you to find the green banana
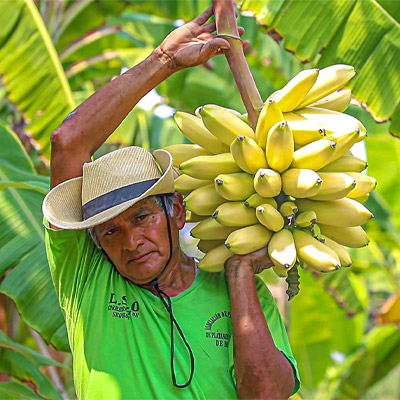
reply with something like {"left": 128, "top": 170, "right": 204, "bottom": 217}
{"left": 225, "top": 224, "right": 272, "bottom": 255}
{"left": 295, "top": 210, "right": 317, "bottom": 228}
{"left": 164, "top": 143, "right": 212, "bottom": 167}
{"left": 319, "top": 224, "right": 369, "bottom": 248}
{"left": 309, "top": 172, "right": 356, "bottom": 201}
{"left": 268, "top": 229, "right": 297, "bottom": 271}
{"left": 279, "top": 200, "right": 298, "bottom": 226}
{"left": 291, "top": 138, "right": 337, "bottom": 170}
{"left": 296, "top": 64, "right": 355, "bottom": 109}
{"left": 184, "top": 184, "right": 226, "bottom": 216}
{"left": 281, "top": 168, "right": 322, "bottom": 198}
{"left": 179, "top": 152, "right": 241, "bottom": 180}
{"left": 230, "top": 135, "right": 268, "bottom": 174}
{"left": 317, "top": 154, "right": 367, "bottom": 173}
{"left": 293, "top": 228, "right": 340, "bottom": 272}
{"left": 244, "top": 193, "right": 277, "bottom": 209}
{"left": 213, "top": 201, "right": 259, "bottom": 227}
{"left": 255, "top": 100, "right": 284, "bottom": 149}
{"left": 174, "top": 112, "right": 229, "bottom": 154}
{"left": 310, "top": 88, "right": 352, "bottom": 113}
{"left": 254, "top": 168, "right": 282, "bottom": 198}
{"left": 215, "top": 172, "right": 255, "bottom": 201}
{"left": 198, "top": 244, "right": 233, "bottom": 272}
{"left": 296, "top": 198, "right": 374, "bottom": 227}
{"left": 256, "top": 203, "right": 285, "bottom": 232}
{"left": 199, "top": 104, "right": 255, "bottom": 146}
{"left": 190, "top": 217, "right": 240, "bottom": 240}
{"left": 265, "top": 121, "right": 294, "bottom": 173}
{"left": 174, "top": 174, "right": 212, "bottom": 196}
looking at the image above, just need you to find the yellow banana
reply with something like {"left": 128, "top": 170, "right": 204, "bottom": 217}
{"left": 256, "top": 203, "right": 285, "bottom": 232}
{"left": 310, "top": 88, "right": 352, "bottom": 112}
{"left": 345, "top": 172, "right": 377, "bottom": 199}
{"left": 281, "top": 168, "right": 322, "bottom": 198}
{"left": 214, "top": 172, "right": 255, "bottom": 201}
{"left": 296, "top": 64, "right": 356, "bottom": 109}
{"left": 293, "top": 228, "right": 340, "bottom": 272}
{"left": 244, "top": 193, "right": 277, "bottom": 209}
{"left": 325, "top": 130, "right": 360, "bottom": 162}
{"left": 291, "top": 138, "right": 337, "bottom": 170}
{"left": 319, "top": 224, "right": 369, "bottom": 248}
{"left": 190, "top": 217, "right": 240, "bottom": 240}
{"left": 199, "top": 104, "right": 255, "bottom": 146}
{"left": 213, "top": 201, "right": 259, "bottom": 227}
{"left": 286, "top": 119, "right": 327, "bottom": 146}
{"left": 269, "top": 68, "right": 319, "bottom": 112}
{"left": 320, "top": 235, "right": 352, "bottom": 267}
{"left": 197, "top": 239, "right": 225, "bottom": 253}
{"left": 296, "top": 198, "right": 374, "bottom": 227}
{"left": 198, "top": 244, "right": 233, "bottom": 272}
{"left": 179, "top": 152, "right": 241, "bottom": 180}
{"left": 174, "top": 112, "right": 229, "bottom": 154}
{"left": 265, "top": 121, "right": 294, "bottom": 173}
{"left": 317, "top": 154, "right": 367, "bottom": 173}
{"left": 254, "top": 168, "right": 282, "bottom": 198}
{"left": 185, "top": 211, "right": 207, "bottom": 223}
{"left": 230, "top": 135, "right": 268, "bottom": 174}
{"left": 184, "top": 184, "right": 226, "bottom": 216}
{"left": 174, "top": 174, "right": 213, "bottom": 196}
{"left": 225, "top": 224, "right": 272, "bottom": 255}
{"left": 295, "top": 210, "right": 317, "bottom": 228}
{"left": 268, "top": 229, "right": 297, "bottom": 270}
{"left": 164, "top": 144, "right": 212, "bottom": 167}
{"left": 255, "top": 100, "right": 284, "bottom": 149}
{"left": 351, "top": 193, "right": 370, "bottom": 203}
{"left": 309, "top": 172, "right": 356, "bottom": 201}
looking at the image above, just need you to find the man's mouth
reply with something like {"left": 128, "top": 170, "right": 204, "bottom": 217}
{"left": 129, "top": 252, "right": 151, "bottom": 263}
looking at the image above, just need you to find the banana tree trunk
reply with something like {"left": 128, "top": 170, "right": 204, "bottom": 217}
{"left": 212, "top": 0, "right": 264, "bottom": 129}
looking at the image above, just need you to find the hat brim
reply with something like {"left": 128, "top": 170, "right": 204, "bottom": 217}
{"left": 42, "top": 149, "right": 175, "bottom": 230}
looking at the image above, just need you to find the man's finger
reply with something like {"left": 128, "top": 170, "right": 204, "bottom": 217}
{"left": 192, "top": 7, "right": 213, "bottom": 25}
{"left": 203, "top": 20, "right": 217, "bottom": 33}
{"left": 202, "top": 38, "right": 230, "bottom": 58}
{"left": 238, "top": 27, "right": 246, "bottom": 37}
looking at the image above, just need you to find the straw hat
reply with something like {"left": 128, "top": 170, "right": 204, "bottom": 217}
{"left": 42, "top": 146, "right": 175, "bottom": 230}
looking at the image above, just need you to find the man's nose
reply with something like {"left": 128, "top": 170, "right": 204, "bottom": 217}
{"left": 122, "top": 229, "right": 143, "bottom": 251}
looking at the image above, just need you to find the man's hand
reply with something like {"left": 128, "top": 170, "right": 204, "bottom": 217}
{"left": 155, "top": 7, "right": 248, "bottom": 71}
{"left": 224, "top": 246, "right": 274, "bottom": 275}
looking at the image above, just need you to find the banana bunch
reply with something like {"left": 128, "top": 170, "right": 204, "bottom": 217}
{"left": 165, "top": 64, "right": 376, "bottom": 299}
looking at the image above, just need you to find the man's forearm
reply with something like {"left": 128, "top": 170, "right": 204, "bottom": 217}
{"left": 226, "top": 263, "right": 294, "bottom": 399}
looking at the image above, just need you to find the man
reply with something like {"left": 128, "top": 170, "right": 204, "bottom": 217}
{"left": 43, "top": 7, "right": 300, "bottom": 400}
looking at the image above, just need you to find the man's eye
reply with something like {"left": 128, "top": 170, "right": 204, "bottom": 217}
{"left": 136, "top": 214, "right": 148, "bottom": 222}
{"left": 104, "top": 228, "right": 117, "bottom": 236}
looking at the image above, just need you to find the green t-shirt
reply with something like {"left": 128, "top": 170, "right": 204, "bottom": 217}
{"left": 45, "top": 221, "right": 300, "bottom": 400}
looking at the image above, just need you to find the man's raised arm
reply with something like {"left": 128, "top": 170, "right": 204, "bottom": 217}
{"left": 50, "top": 7, "right": 234, "bottom": 189}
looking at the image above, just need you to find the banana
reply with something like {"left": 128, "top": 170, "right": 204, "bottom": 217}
{"left": 311, "top": 223, "right": 321, "bottom": 239}
{"left": 310, "top": 88, "right": 352, "bottom": 113}
{"left": 254, "top": 168, "right": 282, "bottom": 198}
{"left": 244, "top": 193, "right": 277, "bottom": 209}
{"left": 291, "top": 138, "right": 337, "bottom": 170}
{"left": 325, "top": 130, "right": 360, "bottom": 162}
{"left": 174, "top": 112, "right": 229, "bottom": 154}
{"left": 317, "top": 154, "right": 367, "bottom": 173}
{"left": 164, "top": 143, "right": 212, "bottom": 167}
{"left": 319, "top": 223, "right": 369, "bottom": 248}
{"left": 281, "top": 168, "right": 322, "bottom": 198}
{"left": 197, "top": 239, "right": 225, "bottom": 253}
{"left": 199, "top": 104, "right": 255, "bottom": 146}
{"left": 255, "top": 100, "right": 284, "bottom": 149}
{"left": 295, "top": 210, "right": 317, "bottom": 228}
{"left": 344, "top": 172, "right": 377, "bottom": 199}
{"left": 293, "top": 228, "right": 341, "bottom": 272}
{"left": 295, "top": 107, "right": 367, "bottom": 136}
{"left": 198, "top": 244, "right": 233, "bottom": 272}
{"left": 184, "top": 184, "right": 226, "bottom": 216}
{"left": 215, "top": 172, "right": 255, "bottom": 201}
{"left": 230, "top": 135, "right": 268, "bottom": 174}
{"left": 296, "top": 64, "right": 356, "bottom": 109}
{"left": 174, "top": 174, "right": 213, "bottom": 196}
{"left": 256, "top": 203, "right": 285, "bottom": 232}
{"left": 309, "top": 172, "right": 356, "bottom": 201}
{"left": 286, "top": 119, "right": 327, "bottom": 146}
{"left": 185, "top": 211, "right": 208, "bottom": 223}
{"left": 296, "top": 198, "right": 374, "bottom": 227}
{"left": 279, "top": 200, "right": 298, "bottom": 226}
{"left": 212, "top": 201, "right": 259, "bottom": 227}
{"left": 179, "top": 152, "right": 241, "bottom": 180}
{"left": 265, "top": 121, "right": 294, "bottom": 173}
{"left": 268, "top": 229, "right": 297, "bottom": 270}
{"left": 320, "top": 235, "right": 352, "bottom": 267}
{"left": 225, "top": 224, "right": 272, "bottom": 255}
{"left": 269, "top": 68, "right": 319, "bottom": 112}
{"left": 352, "top": 193, "right": 370, "bottom": 203}
{"left": 191, "top": 217, "right": 240, "bottom": 240}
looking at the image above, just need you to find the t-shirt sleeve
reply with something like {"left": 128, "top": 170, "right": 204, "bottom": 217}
{"left": 44, "top": 218, "right": 102, "bottom": 317}
{"left": 228, "top": 275, "right": 301, "bottom": 396}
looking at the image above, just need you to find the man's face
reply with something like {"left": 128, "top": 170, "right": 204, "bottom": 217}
{"left": 95, "top": 195, "right": 185, "bottom": 285}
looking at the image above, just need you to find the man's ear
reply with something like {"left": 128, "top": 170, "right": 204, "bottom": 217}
{"left": 173, "top": 192, "right": 186, "bottom": 229}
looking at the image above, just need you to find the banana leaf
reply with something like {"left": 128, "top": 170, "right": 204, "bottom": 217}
{"left": 0, "top": 123, "right": 68, "bottom": 351}
{"left": 0, "top": 382, "right": 43, "bottom": 400}
{"left": 241, "top": 0, "right": 400, "bottom": 136}
{"left": 0, "top": 0, "right": 75, "bottom": 158}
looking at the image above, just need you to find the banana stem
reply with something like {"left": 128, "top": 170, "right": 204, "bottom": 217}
{"left": 212, "top": 0, "right": 264, "bottom": 129}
